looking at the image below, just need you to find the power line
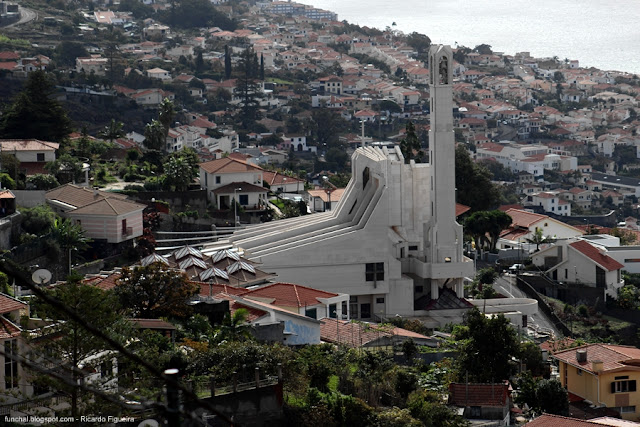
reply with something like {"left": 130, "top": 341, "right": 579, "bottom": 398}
{"left": 12, "top": 277, "right": 237, "bottom": 426}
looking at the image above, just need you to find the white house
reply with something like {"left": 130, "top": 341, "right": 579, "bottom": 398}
{"left": 146, "top": 67, "right": 171, "bottom": 80}
{"left": 524, "top": 192, "right": 571, "bottom": 216}
{"left": 199, "top": 157, "right": 264, "bottom": 205}
{"left": 531, "top": 239, "right": 624, "bottom": 299}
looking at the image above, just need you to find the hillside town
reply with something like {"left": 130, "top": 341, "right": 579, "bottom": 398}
{"left": 1, "top": 0, "right": 640, "bottom": 425}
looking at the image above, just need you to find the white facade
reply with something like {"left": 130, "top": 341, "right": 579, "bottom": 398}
{"left": 202, "top": 46, "right": 474, "bottom": 325}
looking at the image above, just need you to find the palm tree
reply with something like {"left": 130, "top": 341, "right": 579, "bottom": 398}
{"left": 98, "top": 119, "right": 124, "bottom": 143}
{"left": 526, "top": 227, "right": 549, "bottom": 252}
{"left": 158, "top": 98, "right": 175, "bottom": 141}
{"left": 51, "top": 218, "right": 92, "bottom": 274}
{"left": 219, "top": 308, "right": 253, "bottom": 342}
{"left": 144, "top": 119, "right": 166, "bottom": 151}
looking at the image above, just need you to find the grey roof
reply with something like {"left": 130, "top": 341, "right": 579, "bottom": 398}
{"left": 591, "top": 173, "right": 640, "bottom": 188}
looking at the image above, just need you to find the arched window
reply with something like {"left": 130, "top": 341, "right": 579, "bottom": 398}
{"left": 363, "top": 167, "right": 370, "bottom": 189}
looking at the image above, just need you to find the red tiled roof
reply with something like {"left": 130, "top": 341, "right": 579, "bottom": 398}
{"left": 319, "top": 318, "right": 428, "bottom": 348}
{"left": 242, "top": 282, "right": 338, "bottom": 308}
{"left": 552, "top": 343, "right": 640, "bottom": 374}
{"left": 213, "top": 292, "right": 267, "bottom": 322}
{"left": 504, "top": 208, "right": 546, "bottom": 228}
{"left": 263, "top": 171, "right": 304, "bottom": 186}
{"left": 130, "top": 318, "right": 177, "bottom": 330}
{"left": 84, "top": 272, "right": 121, "bottom": 291}
{"left": 0, "top": 294, "right": 27, "bottom": 314}
{"left": 448, "top": 382, "right": 510, "bottom": 407}
{"left": 539, "top": 337, "right": 577, "bottom": 354}
{"left": 199, "top": 157, "right": 263, "bottom": 174}
{"left": 455, "top": 203, "right": 471, "bottom": 217}
{"left": 525, "top": 414, "right": 619, "bottom": 427}
{"left": 0, "top": 316, "right": 21, "bottom": 339}
{"left": 569, "top": 241, "right": 624, "bottom": 272}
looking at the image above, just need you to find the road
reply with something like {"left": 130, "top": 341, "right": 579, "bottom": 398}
{"left": 493, "top": 274, "right": 562, "bottom": 339}
{"left": 1, "top": 7, "right": 37, "bottom": 28}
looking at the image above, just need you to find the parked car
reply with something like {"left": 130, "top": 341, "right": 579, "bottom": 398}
{"left": 509, "top": 263, "right": 524, "bottom": 271}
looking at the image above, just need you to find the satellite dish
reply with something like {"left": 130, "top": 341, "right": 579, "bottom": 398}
{"left": 31, "top": 269, "right": 52, "bottom": 285}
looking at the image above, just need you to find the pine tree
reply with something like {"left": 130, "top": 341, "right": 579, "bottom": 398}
{"left": 224, "top": 45, "right": 232, "bottom": 79}
{"left": 234, "top": 47, "right": 263, "bottom": 129}
{"left": 260, "top": 53, "right": 265, "bottom": 80}
{"left": 0, "top": 70, "right": 72, "bottom": 142}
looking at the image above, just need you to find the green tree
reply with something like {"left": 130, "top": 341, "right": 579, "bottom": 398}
{"left": 51, "top": 218, "right": 92, "bottom": 273}
{"left": 234, "top": 47, "right": 263, "bottom": 129}
{"left": 473, "top": 44, "right": 493, "bottom": 55}
{"left": 162, "top": 155, "right": 196, "bottom": 191}
{"left": 98, "top": 119, "right": 125, "bottom": 143}
{"left": 54, "top": 41, "right": 89, "bottom": 67}
{"left": 400, "top": 121, "right": 423, "bottom": 164}
{"left": 156, "top": 98, "right": 175, "bottom": 144}
{"left": 115, "top": 262, "right": 199, "bottom": 318}
{"left": 516, "top": 374, "right": 569, "bottom": 416}
{"left": 519, "top": 341, "right": 547, "bottom": 377}
{"left": 465, "top": 210, "right": 512, "bottom": 252}
{"left": 0, "top": 70, "right": 72, "bottom": 142}
{"left": 454, "top": 308, "right": 520, "bottom": 383}
{"left": 26, "top": 174, "right": 60, "bottom": 190}
{"left": 45, "top": 154, "right": 84, "bottom": 184}
{"left": 20, "top": 204, "right": 57, "bottom": 235}
{"left": 0, "top": 173, "right": 16, "bottom": 189}
{"left": 224, "top": 44, "right": 232, "bottom": 79}
{"left": 455, "top": 145, "right": 500, "bottom": 211}
{"left": 28, "top": 274, "right": 127, "bottom": 423}
{"left": 143, "top": 119, "right": 166, "bottom": 151}
{"left": 219, "top": 308, "right": 253, "bottom": 342}
{"left": 407, "top": 389, "right": 469, "bottom": 427}
{"left": 527, "top": 226, "right": 550, "bottom": 251}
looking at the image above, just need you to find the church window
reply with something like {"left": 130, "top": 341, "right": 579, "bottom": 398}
{"left": 365, "top": 263, "right": 384, "bottom": 281}
{"left": 363, "top": 167, "right": 370, "bottom": 189}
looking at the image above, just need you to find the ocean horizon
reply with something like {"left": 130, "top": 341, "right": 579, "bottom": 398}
{"left": 298, "top": 0, "right": 640, "bottom": 74}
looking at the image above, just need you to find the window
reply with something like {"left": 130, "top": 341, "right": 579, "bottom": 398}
{"left": 618, "top": 406, "right": 636, "bottom": 414}
{"left": 577, "top": 368, "right": 582, "bottom": 376}
{"left": 37, "top": 153, "right": 45, "bottom": 162}
{"left": 329, "top": 304, "right": 337, "bottom": 318}
{"left": 376, "top": 297, "right": 385, "bottom": 304}
{"left": 409, "top": 245, "right": 418, "bottom": 251}
{"left": 415, "top": 286, "right": 424, "bottom": 293}
{"left": 365, "top": 263, "right": 384, "bottom": 281}
{"left": 611, "top": 380, "right": 636, "bottom": 393}
{"left": 239, "top": 195, "right": 249, "bottom": 206}
{"left": 349, "top": 297, "right": 358, "bottom": 319}
{"left": 215, "top": 176, "right": 221, "bottom": 184}
{"left": 4, "top": 339, "right": 18, "bottom": 389}
{"left": 470, "top": 406, "right": 481, "bottom": 418}
{"left": 305, "top": 308, "right": 317, "bottom": 319}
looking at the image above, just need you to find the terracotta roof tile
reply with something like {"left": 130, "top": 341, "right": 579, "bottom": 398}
{"left": 448, "top": 382, "right": 510, "bottom": 407}
{"left": 0, "top": 139, "right": 59, "bottom": 151}
{"left": 319, "top": 318, "right": 428, "bottom": 348}
{"left": 552, "top": 343, "right": 640, "bottom": 374}
{"left": 525, "top": 414, "right": 622, "bottom": 427}
{"left": 569, "top": 241, "right": 624, "bottom": 272}
{"left": 242, "top": 282, "right": 338, "bottom": 308}
{"left": 0, "top": 293, "right": 27, "bottom": 314}
{"left": 0, "top": 316, "right": 21, "bottom": 339}
{"left": 199, "top": 157, "right": 263, "bottom": 174}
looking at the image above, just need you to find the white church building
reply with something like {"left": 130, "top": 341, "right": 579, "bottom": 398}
{"left": 202, "top": 46, "right": 534, "bottom": 327}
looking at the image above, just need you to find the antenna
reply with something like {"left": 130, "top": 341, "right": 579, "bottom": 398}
{"left": 31, "top": 268, "right": 52, "bottom": 286}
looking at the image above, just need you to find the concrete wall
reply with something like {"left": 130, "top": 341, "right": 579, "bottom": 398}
{"left": 13, "top": 190, "right": 46, "bottom": 208}
{"left": 203, "top": 383, "right": 283, "bottom": 426}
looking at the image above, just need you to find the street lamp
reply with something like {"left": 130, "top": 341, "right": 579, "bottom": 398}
{"left": 233, "top": 187, "right": 242, "bottom": 227}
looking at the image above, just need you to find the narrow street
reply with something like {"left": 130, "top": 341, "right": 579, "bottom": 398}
{"left": 493, "top": 274, "right": 562, "bottom": 338}
{"left": 1, "top": 7, "right": 37, "bottom": 28}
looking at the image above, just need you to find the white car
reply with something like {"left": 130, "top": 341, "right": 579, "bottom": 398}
{"left": 509, "top": 264, "right": 524, "bottom": 271}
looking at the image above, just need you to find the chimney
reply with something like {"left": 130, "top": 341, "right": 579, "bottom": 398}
{"left": 576, "top": 349, "right": 587, "bottom": 363}
{"left": 592, "top": 360, "right": 603, "bottom": 373}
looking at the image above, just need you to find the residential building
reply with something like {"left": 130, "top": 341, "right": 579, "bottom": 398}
{"left": 304, "top": 188, "right": 345, "bottom": 212}
{"left": 590, "top": 173, "right": 640, "bottom": 198}
{"left": 199, "top": 158, "right": 265, "bottom": 208}
{"left": 531, "top": 239, "right": 624, "bottom": 299}
{"left": 146, "top": 67, "right": 171, "bottom": 80}
{"left": 448, "top": 382, "right": 512, "bottom": 426}
{"left": 75, "top": 55, "right": 108, "bottom": 75}
{"left": 552, "top": 343, "right": 640, "bottom": 420}
{"left": 0, "top": 139, "right": 59, "bottom": 176}
{"left": 524, "top": 192, "right": 572, "bottom": 216}
{"left": 45, "top": 184, "right": 145, "bottom": 244}
{"left": 319, "top": 318, "right": 437, "bottom": 349}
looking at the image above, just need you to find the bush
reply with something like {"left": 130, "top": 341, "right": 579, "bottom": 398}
{"left": 578, "top": 304, "right": 589, "bottom": 317}
{"left": 26, "top": 174, "right": 60, "bottom": 190}
{"left": 20, "top": 205, "right": 56, "bottom": 235}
